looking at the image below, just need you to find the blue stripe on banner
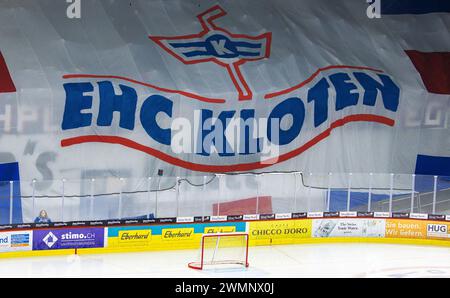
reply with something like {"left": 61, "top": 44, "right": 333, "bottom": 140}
{"left": 415, "top": 154, "right": 450, "bottom": 176}
{"left": 235, "top": 51, "right": 261, "bottom": 57}
{"left": 183, "top": 51, "right": 210, "bottom": 57}
{"left": 381, "top": 0, "right": 450, "bottom": 15}
{"left": 169, "top": 41, "right": 206, "bottom": 48}
{"left": 0, "top": 162, "right": 22, "bottom": 224}
{"left": 232, "top": 41, "right": 262, "bottom": 49}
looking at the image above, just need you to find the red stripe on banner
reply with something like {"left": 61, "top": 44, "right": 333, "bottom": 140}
{"left": 63, "top": 74, "right": 226, "bottom": 104}
{"left": 405, "top": 50, "right": 450, "bottom": 95}
{"left": 264, "top": 65, "right": 384, "bottom": 99}
{"left": 60, "top": 114, "right": 395, "bottom": 172}
{"left": 0, "top": 52, "right": 16, "bottom": 93}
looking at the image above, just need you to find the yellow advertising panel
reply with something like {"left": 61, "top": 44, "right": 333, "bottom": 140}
{"left": 117, "top": 230, "right": 152, "bottom": 247}
{"left": 204, "top": 226, "right": 236, "bottom": 234}
{"left": 161, "top": 228, "right": 195, "bottom": 241}
{"left": 249, "top": 219, "right": 312, "bottom": 245}
{"left": 386, "top": 219, "right": 427, "bottom": 239}
{"left": 386, "top": 220, "right": 450, "bottom": 240}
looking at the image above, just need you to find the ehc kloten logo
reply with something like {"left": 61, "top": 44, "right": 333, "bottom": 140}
{"left": 61, "top": 5, "right": 400, "bottom": 172}
{"left": 149, "top": 5, "right": 271, "bottom": 100}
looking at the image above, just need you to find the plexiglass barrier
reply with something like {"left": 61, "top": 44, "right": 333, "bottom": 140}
{"left": 1, "top": 172, "right": 449, "bottom": 224}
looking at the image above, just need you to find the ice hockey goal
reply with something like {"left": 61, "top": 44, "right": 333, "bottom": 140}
{"left": 188, "top": 232, "right": 249, "bottom": 270}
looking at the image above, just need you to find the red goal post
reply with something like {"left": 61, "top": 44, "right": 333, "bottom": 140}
{"left": 188, "top": 232, "right": 249, "bottom": 270}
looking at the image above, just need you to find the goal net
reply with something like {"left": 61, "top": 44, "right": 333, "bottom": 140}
{"left": 188, "top": 233, "right": 249, "bottom": 270}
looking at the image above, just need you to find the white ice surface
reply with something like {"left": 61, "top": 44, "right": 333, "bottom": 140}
{"left": 0, "top": 243, "right": 449, "bottom": 278}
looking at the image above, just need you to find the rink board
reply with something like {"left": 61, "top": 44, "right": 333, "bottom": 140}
{"left": 0, "top": 216, "right": 449, "bottom": 258}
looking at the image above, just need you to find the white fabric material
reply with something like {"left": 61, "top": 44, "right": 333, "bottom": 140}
{"left": 0, "top": 0, "right": 448, "bottom": 220}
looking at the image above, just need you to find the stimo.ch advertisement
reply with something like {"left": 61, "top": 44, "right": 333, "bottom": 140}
{"left": 32, "top": 228, "right": 105, "bottom": 250}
